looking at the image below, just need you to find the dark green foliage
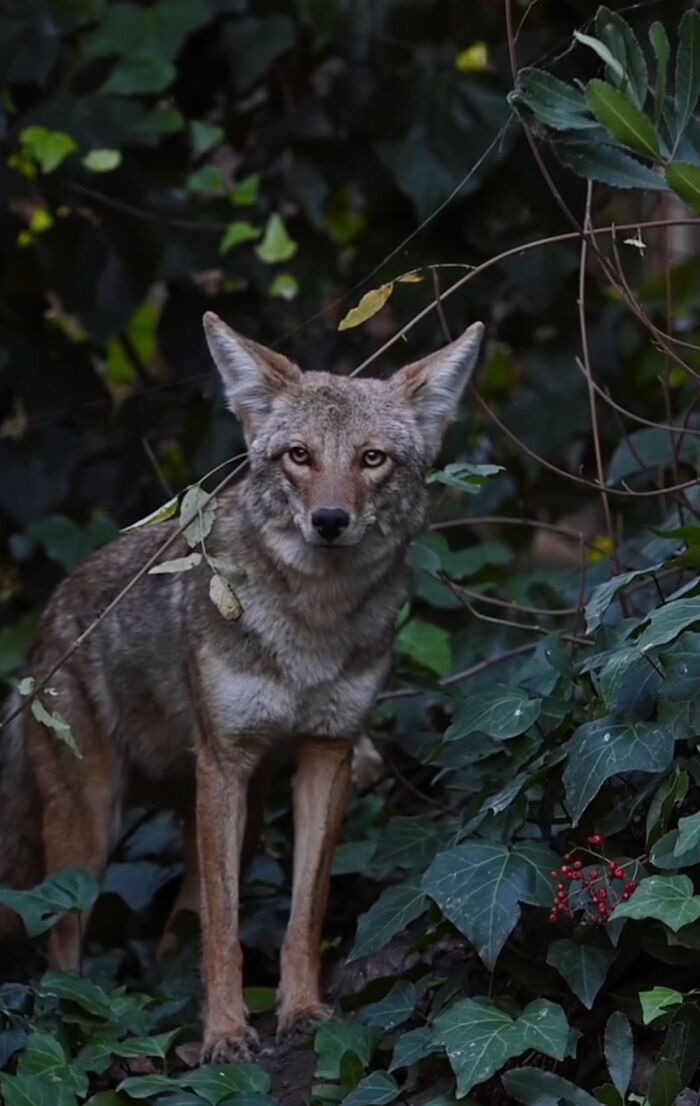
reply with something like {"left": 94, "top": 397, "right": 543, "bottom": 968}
{"left": 2, "top": 0, "right": 700, "bottom": 1104}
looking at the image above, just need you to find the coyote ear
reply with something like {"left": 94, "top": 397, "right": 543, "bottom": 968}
{"left": 203, "top": 312, "right": 302, "bottom": 439}
{"left": 390, "top": 322, "right": 484, "bottom": 460}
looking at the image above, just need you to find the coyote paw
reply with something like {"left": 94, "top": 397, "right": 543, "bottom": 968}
{"left": 200, "top": 1026, "right": 259, "bottom": 1065}
{"left": 276, "top": 1003, "right": 333, "bottom": 1045}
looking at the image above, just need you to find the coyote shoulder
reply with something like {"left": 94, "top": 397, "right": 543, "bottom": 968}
{"left": 0, "top": 313, "right": 484, "bottom": 1062}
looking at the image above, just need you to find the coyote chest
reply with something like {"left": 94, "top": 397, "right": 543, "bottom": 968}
{"left": 196, "top": 572, "right": 390, "bottom": 743}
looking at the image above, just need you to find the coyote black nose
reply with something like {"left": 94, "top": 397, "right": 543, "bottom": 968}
{"left": 312, "top": 508, "right": 350, "bottom": 542}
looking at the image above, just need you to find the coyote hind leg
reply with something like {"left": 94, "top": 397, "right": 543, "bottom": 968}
{"left": 28, "top": 706, "right": 120, "bottom": 973}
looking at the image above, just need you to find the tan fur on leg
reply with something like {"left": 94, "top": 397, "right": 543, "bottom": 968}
{"left": 197, "top": 738, "right": 266, "bottom": 1063}
{"left": 277, "top": 738, "right": 352, "bottom": 1037}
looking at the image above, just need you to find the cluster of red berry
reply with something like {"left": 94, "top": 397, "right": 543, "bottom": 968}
{"left": 548, "top": 835, "right": 638, "bottom": 924}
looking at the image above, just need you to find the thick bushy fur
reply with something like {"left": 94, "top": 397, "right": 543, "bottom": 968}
{"left": 0, "top": 314, "right": 484, "bottom": 1057}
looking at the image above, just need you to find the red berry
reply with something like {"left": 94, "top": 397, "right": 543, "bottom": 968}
{"left": 557, "top": 883, "right": 565, "bottom": 891}
{"left": 564, "top": 853, "right": 572, "bottom": 861}
{"left": 587, "top": 834, "right": 603, "bottom": 845}
{"left": 622, "top": 891, "right": 630, "bottom": 900}
{"left": 590, "top": 869, "right": 599, "bottom": 879}
{"left": 614, "top": 868, "right": 625, "bottom": 879}
{"left": 598, "top": 903, "right": 608, "bottom": 914}
{"left": 549, "top": 912, "right": 558, "bottom": 923}
{"left": 598, "top": 888, "right": 608, "bottom": 899}
{"left": 609, "top": 860, "right": 617, "bottom": 871}
{"left": 561, "top": 865, "right": 569, "bottom": 874}
{"left": 574, "top": 860, "right": 582, "bottom": 870}
{"left": 550, "top": 870, "right": 559, "bottom": 879}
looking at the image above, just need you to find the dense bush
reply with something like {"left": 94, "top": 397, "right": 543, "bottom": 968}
{"left": 1, "top": 1, "right": 700, "bottom": 1104}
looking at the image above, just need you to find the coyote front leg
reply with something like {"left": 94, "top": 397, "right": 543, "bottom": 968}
{"left": 277, "top": 737, "right": 353, "bottom": 1038}
{"left": 197, "top": 737, "right": 264, "bottom": 1063}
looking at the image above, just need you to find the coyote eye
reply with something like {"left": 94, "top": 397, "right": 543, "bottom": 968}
{"left": 362, "top": 449, "right": 387, "bottom": 468}
{"left": 288, "top": 445, "right": 310, "bottom": 465}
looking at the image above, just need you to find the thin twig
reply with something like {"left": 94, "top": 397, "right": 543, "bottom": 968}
{"left": 432, "top": 514, "right": 601, "bottom": 551}
{"left": 470, "top": 384, "right": 700, "bottom": 499}
{"left": 349, "top": 218, "right": 700, "bottom": 378}
{"left": 142, "top": 438, "right": 174, "bottom": 499}
{"left": 577, "top": 181, "right": 617, "bottom": 567}
{"left": 431, "top": 267, "right": 452, "bottom": 343}
{"left": 378, "top": 643, "right": 538, "bottom": 700}
{"left": 437, "top": 572, "right": 591, "bottom": 646}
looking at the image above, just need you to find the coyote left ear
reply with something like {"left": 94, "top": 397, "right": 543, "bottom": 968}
{"left": 390, "top": 322, "right": 484, "bottom": 460}
{"left": 203, "top": 312, "right": 302, "bottom": 440}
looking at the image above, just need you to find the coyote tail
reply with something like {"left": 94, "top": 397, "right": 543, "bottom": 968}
{"left": 0, "top": 693, "right": 42, "bottom": 938}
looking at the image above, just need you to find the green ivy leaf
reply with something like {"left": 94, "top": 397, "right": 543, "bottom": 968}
{"left": 100, "top": 55, "right": 176, "bottom": 95}
{"left": 647, "top": 1058, "right": 681, "bottom": 1106}
{"left": 503, "top": 1067, "right": 600, "bottom": 1106}
{"left": 268, "top": 272, "right": 298, "bottom": 300}
{"left": 433, "top": 997, "right": 569, "bottom": 1098}
{"left": 613, "top": 876, "right": 700, "bottom": 932}
{"left": 255, "top": 213, "right": 297, "bottom": 263}
{"left": 0, "top": 871, "right": 99, "bottom": 938}
{"left": 37, "top": 971, "right": 114, "bottom": 1019}
{"left": 116, "top": 1074, "right": 180, "bottom": 1099}
{"left": 231, "top": 173, "right": 261, "bottom": 205}
{"left": 0, "top": 1073, "right": 79, "bottom": 1106}
{"left": 675, "top": 9, "right": 700, "bottom": 140}
{"left": 82, "top": 149, "right": 122, "bottom": 172}
{"left": 314, "top": 1021, "right": 378, "bottom": 1080}
{"left": 637, "top": 598, "right": 700, "bottom": 652}
{"left": 349, "top": 881, "right": 428, "bottom": 961}
{"left": 585, "top": 80, "right": 659, "bottom": 158}
{"left": 562, "top": 718, "right": 674, "bottom": 825}
{"left": 338, "top": 1071, "right": 399, "bottom": 1106}
{"left": 20, "top": 127, "right": 77, "bottom": 173}
{"left": 186, "top": 164, "right": 225, "bottom": 195}
{"left": 220, "top": 221, "right": 262, "bottom": 254}
{"left": 422, "top": 841, "right": 558, "bottom": 968}
{"left": 191, "top": 121, "right": 224, "bottom": 155}
{"left": 639, "top": 987, "right": 684, "bottom": 1026}
{"left": 394, "top": 618, "right": 452, "bottom": 677}
{"left": 426, "top": 462, "right": 503, "bottom": 493}
{"left": 357, "top": 981, "right": 418, "bottom": 1031}
{"left": 184, "top": 1062, "right": 270, "bottom": 1101}
{"left": 646, "top": 769, "right": 690, "bottom": 848}
{"left": 666, "top": 161, "right": 700, "bottom": 214}
{"left": 605, "top": 1012, "right": 634, "bottom": 1098}
{"left": 388, "top": 1027, "right": 437, "bottom": 1072}
{"left": 546, "top": 939, "right": 615, "bottom": 1009}
{"left": 674, "top": 811, "right": 700, "bottom": 858}
{"left": 445, "top": 685, "right": 541, "bottom": 741}
{"left": 20, "top": 1031, "right": 88, "bottom": 1096}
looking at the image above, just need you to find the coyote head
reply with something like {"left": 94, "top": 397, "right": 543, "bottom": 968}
{"left": 203, "top": 312, "right": 484, "bottom": 572}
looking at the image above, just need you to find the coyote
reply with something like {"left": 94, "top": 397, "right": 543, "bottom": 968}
{"left": 0, "top": 312, "right": 484, "bottom": 1061}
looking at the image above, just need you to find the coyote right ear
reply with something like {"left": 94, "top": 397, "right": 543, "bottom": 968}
{"left": 203, "top": 312, "right": 302, "bottom": 440}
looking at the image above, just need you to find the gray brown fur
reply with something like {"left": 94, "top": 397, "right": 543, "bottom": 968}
{"left": 0, "top": 313, "right": 483, "bottom": 1059}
